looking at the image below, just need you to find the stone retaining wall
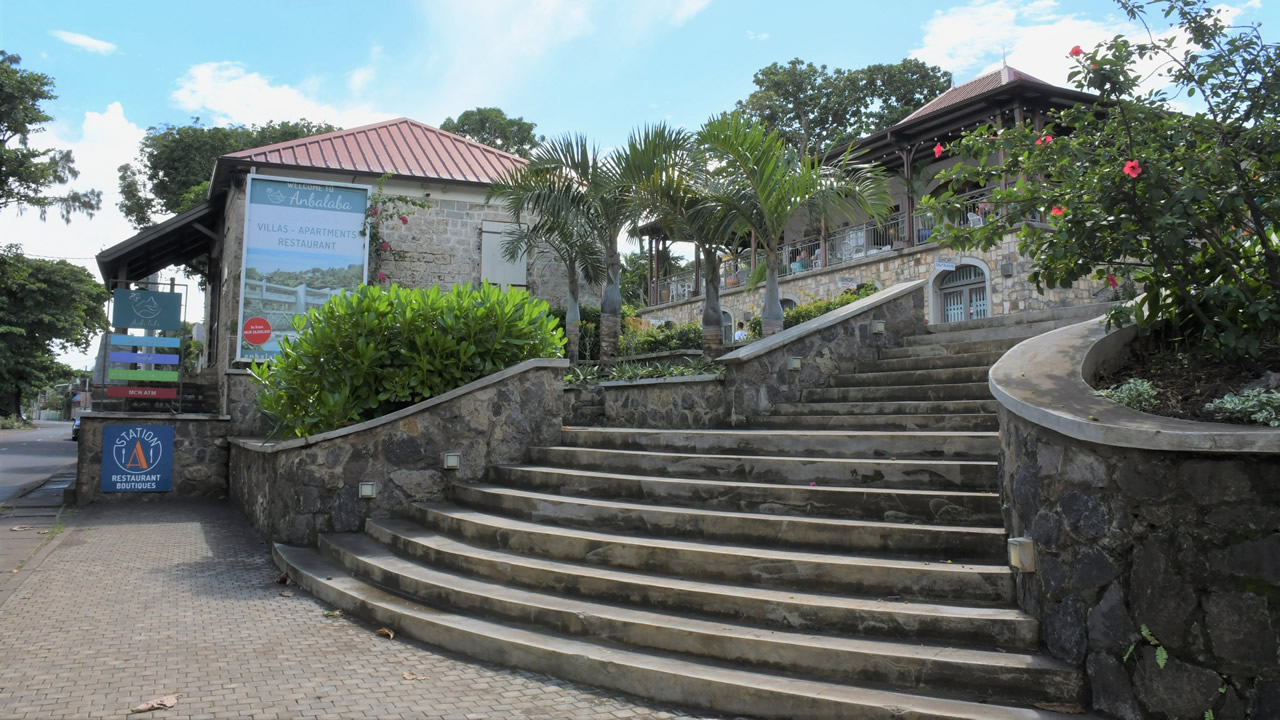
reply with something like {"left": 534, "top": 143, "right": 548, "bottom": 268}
{"left": 76, "top": 413, "right": 231, "bottom": 504}
{"left": 600, "top": 375, "right": 726, "bottom": 429}
{"left": 719, "top": 280, "right": 926, "bottom": 422}
{"left": 228, "top": 359, "right": 566, "bottom": 546}
{"left": 1001, "top": 410, "right": 1280, "bottom": 719}
{"left": 991, "top": 316, "right": 1280, "bottom": 719}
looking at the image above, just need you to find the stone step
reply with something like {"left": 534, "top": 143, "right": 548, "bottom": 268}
{"left": 364, "top": 518, "right": 1037, "bottom": 646}
{"left": 879, "top": 337, "right": 1025, "bottom": 360}
{"left": 924, "top": 303, "right": 1112, "bottom": 335}
{"left": 801, "top": 383, "right": 995, "bottom": 404}
{"left": 277, "top": 544, "right": 1085, "bottom": 720}
{"left": 905, "top": 321, "right": 1060, "bottom": 347}
{"left": 526, "top": 447, "right": 999, "bottom": 490}
{"left": 771, "top": 399, "right": 1001, "bottom": 416}
{"left": 454, "top": 483, "right": 1006, "bottom": 560}
{"left": 829, "top": 366, "right": 989, "bottom": 388}
{"left": 406, "top": 503, "right": 1015, "bottom": 602}
{"left": 746, "top": 413, "right": 999, "bottom": 432}
{"left": 559, "top": 427, "right": 999, "bottom": 460}
{"left": 856, "top": 351, "right": 1008, "bottom": 374}
{"left": 318, "top": 533, "right": 1081, "bottom": 707}
{"left": 491, "top": 465, "right": 1002, "bottom": 526}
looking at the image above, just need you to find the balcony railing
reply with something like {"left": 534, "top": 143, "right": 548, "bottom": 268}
{"left": 644, "top": 189, "right": 1001, "bottom": 307}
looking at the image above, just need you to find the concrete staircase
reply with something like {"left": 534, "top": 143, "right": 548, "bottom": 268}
{"left": 276, "top": 305, "right": 1113, "bottom": 719}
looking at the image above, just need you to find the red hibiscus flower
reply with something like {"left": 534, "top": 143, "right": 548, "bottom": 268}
{"left": 1070, "top": 45, "right": 1083, "bottom": 57}
{"left": 934, "top": 142, "right": 944, "bottom": 158}
{"left": 1107, "top": 274, "right": 1118, "bottom": 289}
{"left": 1123, "top": 160, "right": 1143, "bottom": 178}
{"left": 1036, "top": 135, "right": 1053, "bottom": 145}
{"left": 1051, "top": 206, "right": 1064, "bottom": 216}
{"left": 400, "top": 215, "right": 409, "bottom": 225}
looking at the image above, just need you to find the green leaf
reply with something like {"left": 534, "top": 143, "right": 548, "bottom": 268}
{"left": 1155, "top": 646, "right": 1169, "bottom": 669}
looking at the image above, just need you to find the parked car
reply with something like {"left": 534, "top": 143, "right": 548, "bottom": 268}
{"left": 71, "top": 417, "right": 81, "bottom": 441}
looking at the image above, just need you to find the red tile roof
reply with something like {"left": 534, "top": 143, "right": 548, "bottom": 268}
{"left": 899, "top": 66, "right": 1051, "bottom": 126}
{"left": 221, "top": 117, "right": 526, "bottom": 185}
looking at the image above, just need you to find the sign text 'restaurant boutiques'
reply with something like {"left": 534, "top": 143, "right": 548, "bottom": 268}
{"left": 101, "top": 424, "right": 174, "bottom": 492}
{"left": 236, "top": 175, "right": 371, "bottom": 361}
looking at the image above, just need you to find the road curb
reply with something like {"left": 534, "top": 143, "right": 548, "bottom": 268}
{"left": 0, "top": 502, "right": 89, "bottom": 610}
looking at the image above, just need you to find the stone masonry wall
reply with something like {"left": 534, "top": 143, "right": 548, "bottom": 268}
{"left": 721, "top": 286, "right": 925, "bottom": 422}
{"left": 76, "top": 414, "right": 231, "bottom": 504}
{"left": 601, "top": 375, "right": 727, "bottom": 429}
{"left": 1000, "top": 408, "right": 1280, "bottom": 720}
{"left": 229, "top": 360, "right": 565, "bottom": 546}
{"left": 640, "top": 238, "right": 1108, "bottom": 328}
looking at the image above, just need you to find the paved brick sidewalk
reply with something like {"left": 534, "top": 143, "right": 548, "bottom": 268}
{"left": 0, "top": 502, "right": 727, "bottom": 720}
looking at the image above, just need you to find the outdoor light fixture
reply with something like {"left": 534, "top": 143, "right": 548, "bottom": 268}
{"left": 442, "top": 452, "right": 462, "bottom": 470}
{"left": 1007, "top": 537, "right": 1036, "bottom": 572}
{"left": 872, "top": 319, "right": 887, "bottom": 335}
{"left": 1001, "top": 262, "right": 1015, "bottom": 277}
{"left": 787, "top": 357, "right": 802, "bottom": 371}
{"left": 358, "top": 482, "right": 377, "bottom": 499}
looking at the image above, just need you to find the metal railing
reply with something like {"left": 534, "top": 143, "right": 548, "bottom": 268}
{"left": 644, "top": 189, "right": 1002, "bottom": 307}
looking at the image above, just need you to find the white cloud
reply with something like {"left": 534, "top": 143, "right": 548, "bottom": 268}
{"left": 746, "top": 30, "right": 770, "bottom": 41}
{"left": 50, "top": 30, "right": 117, "bottom": 55}
{"left": 0, "top": 102, "right": 163, "bottom": 370}
{"left": 912, "top": 0, "right": 1253, "bottom": 98}
{"left": 670, "top": 0, "right": 711, "bottom": 25}
{"left": 172, "top": 61, "right": 394, "bottom": 128}
{"left": 347, "top": 45, "right": 382, "bottom": 95}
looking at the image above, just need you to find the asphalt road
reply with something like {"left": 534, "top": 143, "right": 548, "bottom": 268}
{"left": 0, "top": 421, "right": 77, "bottom": 504}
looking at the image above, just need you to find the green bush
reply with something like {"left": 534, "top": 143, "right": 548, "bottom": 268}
{"left": 548, "top": 305, "right": 639, "bottom": 361}
{"left": 1097, "top": 378, "right": 1160, "bottom": 413}
{"left": 1204, "top": 389, "right": 1280, "bottom": 427}
{"left": 251, "top": 282, "right": 564, "bottom": 438}
{"left": 746, "top": 285, "right": 877, "bottom": 339}
{"left": 620, "top": 321, "right": 702, "bottom": 356}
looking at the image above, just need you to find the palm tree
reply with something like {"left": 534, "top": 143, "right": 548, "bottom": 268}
{"left": 487, "top": 166, "right": 606, "bottom": 365}
{"left": 697, "top": 113, "right": 891, "bottom": 336}
{"left": 612, "top": 124, "right": 738, "bottom": 358}
{"left": 504, "top": 136, "right": 630, "bottom": 367}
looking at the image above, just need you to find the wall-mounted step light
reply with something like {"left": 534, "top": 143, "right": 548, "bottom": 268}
{"left": 872, "top": 319, "right": 887, "bottom": 335}
{"left": 787, "top": 357, "right": 802, "bottom": 371}
{"left": 1007, "top": 537, "right": 1036, "bottom": 572}
{"left": 358, "top": 481, "right": 377, "bottom": 499}
{"left": 442, "top": 452, "right": 462, "bottom": 470}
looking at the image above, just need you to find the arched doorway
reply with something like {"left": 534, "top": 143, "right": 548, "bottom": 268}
{"left": 937, "top": 264, "right": 989, "bottom": 323}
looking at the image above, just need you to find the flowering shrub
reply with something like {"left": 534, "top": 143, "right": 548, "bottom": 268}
{"left": 363, "top": 174, "right": 431, "bottom": 286}
{"left": 920, "top": 0, "right": 1280, "bottom": 358}
{"left": 250, "top": 282, "right": 563, "bottom": 438}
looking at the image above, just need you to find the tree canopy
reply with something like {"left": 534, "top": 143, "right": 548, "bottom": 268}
{"left": 922, "top": 0, "right": 1280, "bottom": 358}
{"left": 117, "top": 119, "right": 339, "bottom": 229}
{"left": 0, "top": 51, "right": 101, "bottom": 223}
{"left": 441, "top": 107, "right": 544, "bottom": 159}
{"left": 735, "top": 57, "right": 952, "bottom": 157}
{"left": 0, "top": 244, "right": 109, "bottom": 416}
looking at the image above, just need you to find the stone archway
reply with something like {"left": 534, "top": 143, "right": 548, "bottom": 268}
{"left": 929, "top": 259, "right": 991, "bottom": 324}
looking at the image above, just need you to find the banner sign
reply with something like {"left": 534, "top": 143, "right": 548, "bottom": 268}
{"left": 109, "top": 334, "right": 182, "bottom": 349}
{"left": 106, "top": 386, "right": 179, "bottom": 400}
{"left": 108, "top": 352, "right": 180, "bottom": 365}
{"left": 237, "top": 175, "right": 371, "bottom": 361}
{"left": 112, "top": 290, "right": 182, "bottom": 331}
{"left": 108, "top": 369, "right": 180, "bottom": 382}
{"left": 101, "top": 424, "right": 173, "bottom": 492}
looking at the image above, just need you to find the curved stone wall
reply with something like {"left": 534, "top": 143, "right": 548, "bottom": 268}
{"left": 992, "top": 319, "right": 1280, "bottom": 719}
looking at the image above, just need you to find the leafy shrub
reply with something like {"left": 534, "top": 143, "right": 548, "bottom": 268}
{"left": 565, "top": 358, "right": 722, "bottom": 384}
{"left": 0, "top": 415, "right": 33, "bottom": 430}
{"left": 746, "top": 285, "right": 877, "bottom": 339}
{"left": 251, "top": 282, "right": 564, "bottom": 438}
{"left": 548, "top": 305, "right": 639, "bottom": 361}
{"left": 620, "top": 321, "right": 702, "bottom": 356}
{"left": 1097, "top": 378, "right": 1160, "bottom": 412}
{"left": 1203, "top": 389, "right": 1280, "bottom": 427}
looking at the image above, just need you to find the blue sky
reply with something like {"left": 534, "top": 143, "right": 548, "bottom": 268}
{"left": 0, "top": 0, "right": 1273, "bottom": 369}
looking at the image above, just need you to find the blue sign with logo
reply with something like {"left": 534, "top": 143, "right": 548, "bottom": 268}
{"left": 101, "top": 424, "right": 174, "bottom": 493}
{"left": 112, "top": 290, "right": 182, "bottom": 331}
